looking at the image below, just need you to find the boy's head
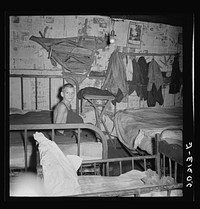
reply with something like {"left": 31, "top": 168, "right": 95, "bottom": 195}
{"left": 61, "top": 83, "right": 75, "bottom": 102}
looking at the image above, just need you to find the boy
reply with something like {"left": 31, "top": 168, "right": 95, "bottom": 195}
{"left": 53, "top": 83, "right": 83, "bottom": 135}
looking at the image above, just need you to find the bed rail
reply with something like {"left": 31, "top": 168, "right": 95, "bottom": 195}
{"left": 71, "top": 132, "right": 183, "bottom": 197}
{"left": 75, "top": 154, "right": 183, "bottom": 197}
{"left": 10, "top": 123, "right": 108, "bottom": 171}
{"left": 79, "top": 155, "right": 157, "bottom": 176}
{"left": 156, "top": 130, "right": 183, "bottom": 184}
{"left": 73, "top": 183, "right": 183, "bottom": 197}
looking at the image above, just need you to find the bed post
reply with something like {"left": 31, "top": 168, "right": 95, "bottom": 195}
{"left": 155, "top": 133, "right": 161, "bottom": 179}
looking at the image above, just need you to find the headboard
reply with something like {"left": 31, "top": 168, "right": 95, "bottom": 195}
{"left": 10, "top": 73, "right": 80, "bottom": 114}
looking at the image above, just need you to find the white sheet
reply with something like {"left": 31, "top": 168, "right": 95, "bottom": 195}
{"left": 34, "top": 132, "right": 82, "bottom": 196}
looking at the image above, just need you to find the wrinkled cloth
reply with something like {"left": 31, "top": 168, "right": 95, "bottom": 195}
{"left": 141, "top": 169, "right": 175, "bottom": 186}
{"left": 128, "top": 58, "right": 142, "bottom": 96}
{"left": 102, "top": 50, "right": 128, "bottom": 98}
{"left": 147, "top": 83, "right": 163, "bottom": 107}
{"left": 33, "top": 132, "right": 82, "bottom": 196}
{"left": 30, "top": 35, "right": 107, "bottom": 73}
{"left": 114, "top": 107, "right": 183, "bottom": 154}
{"left": 147, "top": 59, "right": 163, "bottom": 91}
{"left": 78, "top": 169, "right": 146, "bottom": 195}
{"left": 66, "top": 108, "right": 84, "bottom": 124}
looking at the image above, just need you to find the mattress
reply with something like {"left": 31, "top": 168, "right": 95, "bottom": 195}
{"left": 10, "top": 110, "right": 52, "bottom": 124}
{"left": 9, "top": 109, "right": 103, "bottom": 168}
{"left": 10, "top": 142, "right": 103, "bottom": 168}
{"left": 114, "top": 107, "right": 183, "bottom": 155}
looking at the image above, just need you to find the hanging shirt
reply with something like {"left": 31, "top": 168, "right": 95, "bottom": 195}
{"left": 147, "top": 59, "right": 163, "bottom": 92}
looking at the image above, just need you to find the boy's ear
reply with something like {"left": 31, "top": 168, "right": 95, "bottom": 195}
{"left": 61, "top": 92, "right": 64, "bottom": 98}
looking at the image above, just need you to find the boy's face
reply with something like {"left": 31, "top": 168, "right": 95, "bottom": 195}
{"left": 61, "top": 87, "right": 75, "bottom": 102}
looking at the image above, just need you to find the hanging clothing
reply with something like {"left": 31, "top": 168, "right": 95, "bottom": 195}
{"left": 169, "top": 54, "right": 182, "bottom": 94}
{"left": 128, "top": 58, "right": 143, "bottom": 96}
{"left": 147, "top": 59, "right": 163, "bottom": 91}
{"left": 124, "top": 55, "right": 133, "bottom": 81}
{"left": 147, "top": 59, "right": 163, "bottom": 107}
{"left": 102, "top": 49, "right": 128, "bottom": 100}
{"left": 137, "top": 56, "right": 149, "bottom": 100}
{"left": 147, "top": 83, "right": 164, "bottom": 107}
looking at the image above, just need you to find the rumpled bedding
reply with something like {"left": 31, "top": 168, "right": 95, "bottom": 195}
{"left": 78, "top": 169, "right": 146, "bottom": 195}
{"left": 33, "top": 132, "right": 146, "bottom": 196}
{"left": 114, "top": 107, "right": 182, "bottom": 154}
{"left": 34, "top": 132, "right": 82, "bottom": 196}
{"left": 31, "top": 132, "right": 181, "bottom": 197}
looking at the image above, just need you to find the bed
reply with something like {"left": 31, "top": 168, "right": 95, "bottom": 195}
{"left": 12, "top": 129, "right": 182, "bottom": 197}
{"left": 10, "top": 123, "right": 108, "bottom": 172}
{"left": 9, "top": 73, "right": 109, "bottom": 170}
{"left": 76, "top": 129, "right": 183, "bottom": 197}
{"left": 114, "top": 107, "right": 183, "bottom": 156}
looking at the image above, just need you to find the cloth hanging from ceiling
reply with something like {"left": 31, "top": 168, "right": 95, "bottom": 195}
{"left": 102, "top": 49, "right": 128, "bottom": 102}
{"left": 29, "top": 35, "right": 107, "bottom": 74}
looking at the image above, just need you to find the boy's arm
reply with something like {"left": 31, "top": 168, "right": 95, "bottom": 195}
{"left": 54, "top": 104, "right": 67, "bottom": 123}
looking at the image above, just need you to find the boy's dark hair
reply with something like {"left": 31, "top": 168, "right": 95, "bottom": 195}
{"left": 62, "top": 83, "right": 74, "bottom": 91}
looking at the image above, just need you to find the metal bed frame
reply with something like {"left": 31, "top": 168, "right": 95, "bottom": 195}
{"left": 9, "top": 73, "right": 183, "bottom": 197}
{"left": 10, "top": 73, "right": 80, "bottom": 114}
{"left": 9, "top": 73, "right": 109, "bottom": 171}
{"left": 34, "top": 130, "right": 183, "bottom": 197}
{"left": 74, "top": 132, "right": 183, "bottom": 197}
{"left": 10, "top": 123, "right": 108, "bottom": 171}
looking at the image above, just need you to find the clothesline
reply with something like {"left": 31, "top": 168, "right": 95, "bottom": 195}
{"left": 122, "top": 52, "right": 179, "bottom": 57}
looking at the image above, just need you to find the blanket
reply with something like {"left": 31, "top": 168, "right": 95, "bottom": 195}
{"left": 114, "top": 107, "right": 182, "bottom": 154}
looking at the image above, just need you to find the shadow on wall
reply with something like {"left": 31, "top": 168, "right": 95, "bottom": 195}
{"left": 51, "top": 86, "right": 63, "bottom": 112}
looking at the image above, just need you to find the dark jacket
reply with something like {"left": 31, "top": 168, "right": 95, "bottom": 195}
{"left": 128, "top": 58, "right": 143, "bottom": 96}
{"left": 169, "top": 54, "right": 181, "bottom": 94}
{"left": 147, "top": 59, "right": 164, "bottom": 107}
{"left": 102, "top": 50, "right": 128, "bottom": 99}
{"left": 137, "top": 56, "right": 148, "bottom": 100}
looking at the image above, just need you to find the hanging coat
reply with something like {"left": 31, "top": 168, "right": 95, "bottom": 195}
{"left": 138, "top": 56, "right": 149, "bottom": 100}
{"left": 169, "top": 54, "right": 181, "bottom": 94}
{"left": 102, "top": 49, "right": 128, "bottom": 102}
{"left": 147, "top": 59, "right": 164, "bottom": 107}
